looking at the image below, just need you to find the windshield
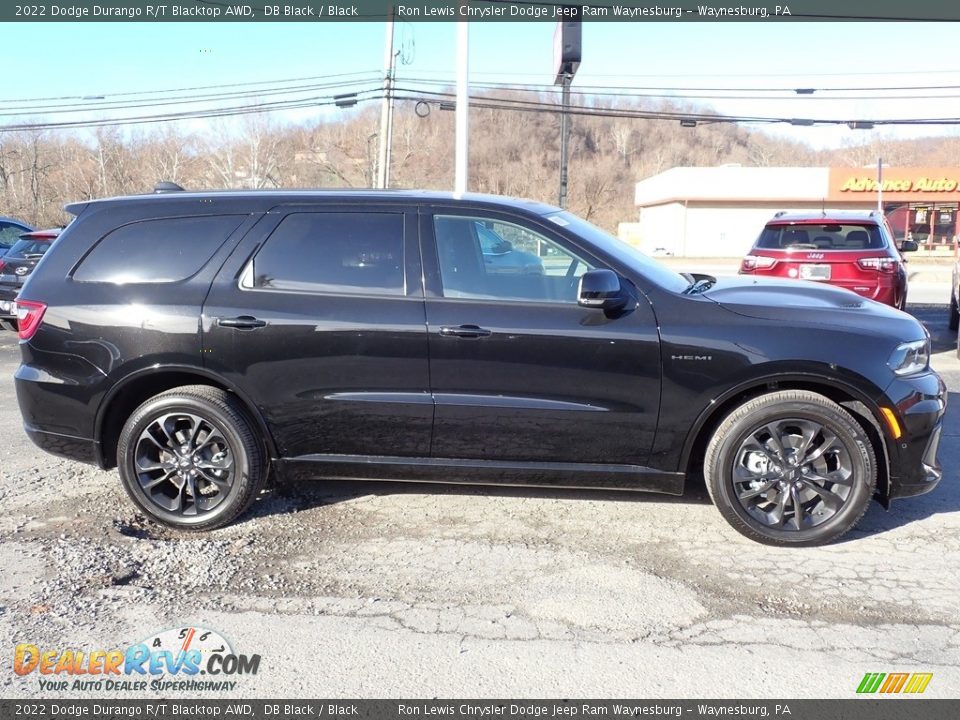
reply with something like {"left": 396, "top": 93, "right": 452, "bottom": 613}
{"left": 547, "top": 211, "right": 689, "bottom": 293}
{"left": 5, "top": 238, "right": 52, "bottom": 259}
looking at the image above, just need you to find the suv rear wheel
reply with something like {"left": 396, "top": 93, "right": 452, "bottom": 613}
{"left": 117, "top": 385, "right": 266, "bottom": 530}
{"left": 704, "top": 390, "right": 876, "bottom": 546}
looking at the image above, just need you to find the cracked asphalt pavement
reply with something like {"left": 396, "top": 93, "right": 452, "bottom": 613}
{"left": 0, "top": 305, "right": 958, "bottom": 698}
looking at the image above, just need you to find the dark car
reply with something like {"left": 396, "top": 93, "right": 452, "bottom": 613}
{"left": 475, "top": 221, "right": 545, "bottom": 275}
{"left": 0, "top": 229, "right": 60, "bottom": 329}
{"left": 13, "top": 189, "right": 945, "bottom": 546}
{"left": 0, "top": 216, "right": 33, "bottom": 256}
{"left": 739, "top": 211, "right": 915, "bottom": 310}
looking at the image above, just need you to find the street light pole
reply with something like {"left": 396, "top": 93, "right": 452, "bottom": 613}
{"left": 559, "top": 72, "right": 571, "bottom": 209}
{"left": 455, "top": 18, "right": 469, "bottom": 195}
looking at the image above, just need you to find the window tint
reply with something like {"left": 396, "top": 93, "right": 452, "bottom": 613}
{"left": 756, "top": 224, "right": 886, "bottom": 250}
{"left": 434, "top": 215, "right": 592, "bottom": 303}
{"left": 250, "top": 213, "right": 404, "bottom": 296}
{"left": 74, "top": 215, "right": 243, "bottom": 283}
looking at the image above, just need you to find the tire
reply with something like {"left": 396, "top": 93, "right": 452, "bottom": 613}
{"left": 704, "top": 390, "right": 876, "bottom": 547}
{"left": 117, "top": 385, "right": 266, "bottom": 531}
{"left": 949, "top": 290, "right": 959, "bottom": 331}
{"left": 0, "top": 319, "right": 17, "bottom": 332}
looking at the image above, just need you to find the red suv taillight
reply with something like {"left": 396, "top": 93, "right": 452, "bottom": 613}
{"left": 857, "top": 258, "right": 899, "bottom": 273}
{"left": 0, "top": 259, "right": 5, "bottom": 273}
{"left": 741, "top": 255, "right": 777, "bottom": 272}
{"left": 16, "top": 300, "right": 47, "bottom": 341}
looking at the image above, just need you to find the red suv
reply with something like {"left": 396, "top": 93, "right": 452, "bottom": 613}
{"left": 739, "top": 211, "right": 915, "bottom": 309}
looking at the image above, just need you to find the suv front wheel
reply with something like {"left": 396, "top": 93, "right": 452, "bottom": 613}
{"left": 704, "top": 390, "right": 876, "bottom": 546}
{"left": 117, "top": 385, "right": 266, "bottom": 530}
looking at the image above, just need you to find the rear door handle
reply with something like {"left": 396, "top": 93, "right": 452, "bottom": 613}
{"left": 438, "top": 324, "right": 492, "bottom": 339}
{"left": 217, "top": 315, "right": 267, "bottom": 330}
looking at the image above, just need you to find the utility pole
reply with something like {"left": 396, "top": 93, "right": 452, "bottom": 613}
{"left": 376, "top": 9, "right": 396, "bottom": 189}
{"left": 877, "top": 157, "right": 884, "bottom": 213}
{"left": 454, "top": 17, "right": 469, "bottom": 194}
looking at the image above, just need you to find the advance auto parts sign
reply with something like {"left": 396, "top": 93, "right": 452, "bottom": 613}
{"left": 829, "top": 166, "right": 960, "bottom": 201}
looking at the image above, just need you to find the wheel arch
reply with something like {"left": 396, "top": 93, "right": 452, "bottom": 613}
{"left": 681, "top": 372, "right": 892, "bottom": 502}
{"left": 95, "top": 366, "right": 278, "bottom": 470}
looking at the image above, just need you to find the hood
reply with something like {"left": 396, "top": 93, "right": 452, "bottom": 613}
{"left": 700, "top": 276, "right": 924, "bottom": 339}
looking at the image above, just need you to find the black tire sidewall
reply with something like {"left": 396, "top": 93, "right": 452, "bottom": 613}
{"left": 710, "top": 402, "right": 874, "bottom": 546}
{"left": 117, "top": 394, "right": 255, "bottom": 529}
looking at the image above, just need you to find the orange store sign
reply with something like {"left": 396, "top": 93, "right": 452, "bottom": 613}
{"left": 829, "top": 167, "right": 960, "bottom": 200}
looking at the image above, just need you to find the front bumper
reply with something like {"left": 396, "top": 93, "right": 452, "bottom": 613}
{"left": 882, "top": 369, "right": 946, "bottom": 500}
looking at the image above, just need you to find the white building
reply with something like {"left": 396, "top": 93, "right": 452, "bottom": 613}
{"left": 633, "top": 166, "right": 876, "bottom": 257}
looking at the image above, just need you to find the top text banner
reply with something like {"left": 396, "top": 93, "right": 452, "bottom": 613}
{"left": 6, "top": 0, "right": 960, "bottom": 22}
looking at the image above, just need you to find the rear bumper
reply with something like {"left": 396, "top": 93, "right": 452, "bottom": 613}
{"left": 883, "top": 370, "right": 947, "bottom": 500}
{"left": 0, "top": 285, "right": 17, "bottom": 319}
{"left": 22, "top": 423, "right": 101, "bottom": 466}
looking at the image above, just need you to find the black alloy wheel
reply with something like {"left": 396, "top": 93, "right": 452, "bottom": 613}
{"left": 117, "top": 385, "right": 265, "bottom": 530}
{"left": 705, "top": 390, "right": 875, "bottom": 546}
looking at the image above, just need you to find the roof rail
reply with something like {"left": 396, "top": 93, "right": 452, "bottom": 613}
{"left": 153, "top": 181, "right": 185, "bottom": 193}
{"left": 773, "top": 210, "right": 788, "bottom": 217}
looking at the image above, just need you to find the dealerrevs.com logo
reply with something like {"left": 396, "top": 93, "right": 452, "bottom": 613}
{"left": 14, "top": 626, "right": 260, "bottom": 693}
{"left": 856, "top": 672, "right": 933, "bottom": 695}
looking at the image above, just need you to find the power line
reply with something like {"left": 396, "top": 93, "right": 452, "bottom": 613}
{"left": 392, "top": 87, "right": 960, "bottom": 127}
{"left": 0, "top": 81, "right": 382, "bottom": 117}
{"left": 0, "top": 94, "right": 381, "bottom": 133}
{"left": 0, "top": 70, "right": 380, "bottom": 105}
{"left": 404, "top": 76, "right": 960, "bottom": 99}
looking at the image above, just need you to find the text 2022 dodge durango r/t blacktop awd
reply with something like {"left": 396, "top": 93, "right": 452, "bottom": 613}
{"left": 13, "top": 189, "right": 946, "bottom": 546}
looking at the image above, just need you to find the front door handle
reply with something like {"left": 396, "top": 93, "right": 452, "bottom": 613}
{"left": 438, "top": 324, "right": 492, "bottom": 339}
{"left": 217, "top": 315, "right": 267, "bottom": 330}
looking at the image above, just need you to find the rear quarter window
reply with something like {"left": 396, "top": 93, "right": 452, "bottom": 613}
{"left": 73, "top": 215, "right": 244, "bottom": 283}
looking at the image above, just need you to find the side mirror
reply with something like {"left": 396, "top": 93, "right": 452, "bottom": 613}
{"left": 900, "top": 240, "right": 918, "bottom": 252}
{"left": 578, "top": 269, "right": 628, "bottom": 311}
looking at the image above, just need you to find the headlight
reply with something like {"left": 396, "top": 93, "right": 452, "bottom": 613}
{"left": 888, "top": 338, "right": 930, "bottom": 376}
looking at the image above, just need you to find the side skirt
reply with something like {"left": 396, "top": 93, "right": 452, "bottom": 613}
{"left": 275, "top": 454, "right": 685, "bottom": 495}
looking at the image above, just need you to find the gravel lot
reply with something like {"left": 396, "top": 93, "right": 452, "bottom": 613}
{"left": 1, "top": 304, "right": 958, "bottom": 699}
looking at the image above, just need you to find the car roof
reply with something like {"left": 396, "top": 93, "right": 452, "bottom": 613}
{"left": 766, "top": 211, "right": 884, "bottom": 225}
{"left": 0, "top": 216, "right": 32, "bottom": 229}
{"left": 65, "top": 189, "right": 562, "bottom": 218}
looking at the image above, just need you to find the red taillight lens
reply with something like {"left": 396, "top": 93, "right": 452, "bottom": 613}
{"left": 0, "top": 260, "right": 5, "bottom": 272}
{"left": 857, "top": 257, "right": 898, "bottom": 273}
{"left": 16, "top": 300, "right": 46, "bottom": 341}
{"left": 741, "top": 255, "right": 777, "bottom": 272}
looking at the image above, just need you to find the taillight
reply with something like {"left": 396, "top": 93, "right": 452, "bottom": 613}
{"left": 0, "top": 259, "right": 5, "bottom": 272}
{"left": 857, "top": 258, "right": 898, "bottom": 273}
{"left": 741, "top": 255, "right": 777, "bottom": 272}
{"left": 16, "top": 300, "right": 46, "bottom": 341}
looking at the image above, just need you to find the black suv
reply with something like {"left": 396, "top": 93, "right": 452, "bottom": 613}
{"left": 13, "top": 189, "right": 946, "bottom": 546}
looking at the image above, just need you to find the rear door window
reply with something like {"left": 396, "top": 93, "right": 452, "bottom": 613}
{"left": 246, "top": 212, "right": 405, "bottom": 296}
{"left": 73, "top": 215, "right": 244, "bottom": 283}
